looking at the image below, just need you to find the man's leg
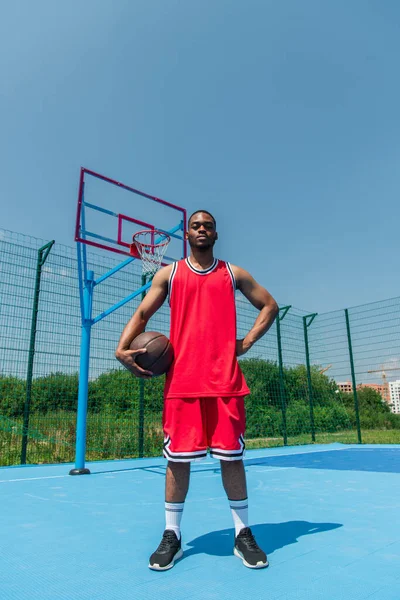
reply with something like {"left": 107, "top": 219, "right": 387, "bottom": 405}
{"left": 165, "top": 461, "right": 190, "bottom": 538}
{"left": 208, "top": 398, "right": 250, "bottom": 538}
{"left": 221, "top": 459, "right": 249, "bottom": 534}
{"left": 220, "top": 458, "right": 247, "bottom": 499}
{"left": 150, "top": 396, "right": 205, "bottom": 571}
{"left": 166, "top": 460, "right": 191, "bottom": 502}
{"left": 209, "top": 397, "right": 268, "bottom": 570}
{"left": 148, "top": 461, "right": 190, "bottom": 571}
{"left": 220, "top": 458, "right": 268, "bottom": 569}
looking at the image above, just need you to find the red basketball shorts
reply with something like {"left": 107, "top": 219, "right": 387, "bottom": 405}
{"left": 162, "top": 396, "right": 246, "bottom": 462}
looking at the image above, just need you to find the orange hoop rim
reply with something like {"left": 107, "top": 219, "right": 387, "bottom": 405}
{"left": 132, "top": 229, "right": 171, "bottom": 249}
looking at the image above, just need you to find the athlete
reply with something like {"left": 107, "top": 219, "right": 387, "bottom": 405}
{"left": 116, "top": 210, "right": 279, "bottom": 571}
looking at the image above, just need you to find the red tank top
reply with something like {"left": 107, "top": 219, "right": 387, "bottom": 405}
{"left": 164, "top": 257, "right": 250, "bottom": 398}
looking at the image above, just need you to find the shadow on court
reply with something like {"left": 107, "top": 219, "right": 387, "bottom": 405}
{"left": 184, "top": 520, "right": 342, "bottom": 558}
{"left": 90, "top": 465, "right": 166, "bottom": 476}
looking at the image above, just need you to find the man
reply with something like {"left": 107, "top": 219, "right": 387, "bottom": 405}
{"left": 116, "top": 210, "right": 278, "bottom": 571}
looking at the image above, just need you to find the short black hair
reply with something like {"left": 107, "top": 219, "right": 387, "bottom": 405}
{"left": 188, "top": 210, "right": 216, "bottom": 227}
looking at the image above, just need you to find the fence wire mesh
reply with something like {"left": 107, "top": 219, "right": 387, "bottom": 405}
{"left": 1, "top": 230, "right": 399, "bottom": 466}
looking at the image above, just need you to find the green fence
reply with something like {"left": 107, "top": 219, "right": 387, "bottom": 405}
{"left": 1, "top": 230, "right": 399, "bottom": 467}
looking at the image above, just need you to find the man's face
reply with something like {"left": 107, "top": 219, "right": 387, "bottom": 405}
{"left": 186, "top": 212, "right": 218, "bottom": 250}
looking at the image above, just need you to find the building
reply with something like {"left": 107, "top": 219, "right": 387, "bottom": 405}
{"left": 338, "top": 381, "right": 352, "bottom": 393}
{"left": 389, "top": 381, "right": 400, "bottom": 414}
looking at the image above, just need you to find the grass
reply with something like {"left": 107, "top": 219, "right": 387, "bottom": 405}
{"left": 0, "top": 411, "right": 165, "bottom": 466}
{"left": 246, "top": 428, "right": 400, "bottom": 449}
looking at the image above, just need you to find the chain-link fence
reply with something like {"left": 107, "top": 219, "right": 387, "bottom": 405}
{"left": 1, "top": 230, "right": 399, "bottom": 466}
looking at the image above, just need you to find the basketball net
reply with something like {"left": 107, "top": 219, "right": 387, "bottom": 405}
{"left": 130, "top": 229, "right": 171, "bottom": 277}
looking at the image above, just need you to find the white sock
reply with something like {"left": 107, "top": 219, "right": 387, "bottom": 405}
{"left": 165, "top": 501, "right": 184, "bottom": 539}
{"left": 229, "top": 498, "right": 248, "bottom": 536}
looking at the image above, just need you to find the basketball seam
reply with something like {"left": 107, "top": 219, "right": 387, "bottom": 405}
{"left": 133, "top": 333, "right": 168, "bottom": 370}
{"left": 146, "top": 342, "right": 173, "bottom": 372}
{"left": 132, "top": 333, "right": 164, "bottom": 348}
{"left": 138, "top": 334, "right": 165, "bottom": 358}
{"left": 145, "top": 335, "right": 169, "bottom": 358}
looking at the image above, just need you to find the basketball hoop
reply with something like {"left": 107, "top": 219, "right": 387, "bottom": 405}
{"left": 130, "top": 229, "right": 171, "bottom": 276}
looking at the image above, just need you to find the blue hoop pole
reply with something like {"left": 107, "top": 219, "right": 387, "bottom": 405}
{"left": 69, "top": 270, "right": 94, "bottom": 475}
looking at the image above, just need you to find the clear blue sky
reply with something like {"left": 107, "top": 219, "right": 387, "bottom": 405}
{"left": 1, "top": 0, "right": 399, "bottom": 313}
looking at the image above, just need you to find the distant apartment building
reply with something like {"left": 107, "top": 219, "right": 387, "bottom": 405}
{"left": 338, "top": 381, "right": 352, "bottom": 393}
{"left": 389, "top": 381, "right": 400, "bottom": 414}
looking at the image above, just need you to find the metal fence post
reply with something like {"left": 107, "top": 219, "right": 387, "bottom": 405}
{"left": 303, "top": 313, "right": 317, "bottom": 443}
{"left": 276, "top": 306, "right": 291, "bottom": 445}
{"left": 344, "top": 308, "right": 362, "bottom": 444}
{"left": 20, "top": 240, "right": 54, "bottom": 464}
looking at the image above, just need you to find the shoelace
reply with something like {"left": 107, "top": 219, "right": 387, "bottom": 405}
{"left": 239, "top": 529, "right": 261, "bottom": 551}
{"left": 157, "top": 531, "right": 177, "bottom": 552}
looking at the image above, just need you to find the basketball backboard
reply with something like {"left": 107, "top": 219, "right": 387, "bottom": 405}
{"left": 74, "top": 168, "right": 187, "bottom": 264}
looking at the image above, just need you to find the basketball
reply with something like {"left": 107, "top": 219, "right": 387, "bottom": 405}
{"left": 130, "top": 331, "right": 174, "bottom": 376}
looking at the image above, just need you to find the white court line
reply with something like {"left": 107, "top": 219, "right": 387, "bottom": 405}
{"left": 0, "top": 474, "right": 67, "bottom": 483}
{"left": 0, "top": 446, "right": 352, "bottom": 483}
{"left": 248, "top": 467, "right": 296, "bottom": 471}
{"left": 344, "top": 447, "right": 400, "bottom": 451}
{"left": 0, "top": 465, "right": 169, "bottom": 483}
{"left": 245, "top": 446, "right": 350, "bottom": 459}
{"left": 0, "top": 468, "right": 154, "bottom": 483}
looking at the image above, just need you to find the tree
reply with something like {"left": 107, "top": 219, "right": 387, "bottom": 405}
{"left": 356, "top": 386, "right": 390, "bottom": 414}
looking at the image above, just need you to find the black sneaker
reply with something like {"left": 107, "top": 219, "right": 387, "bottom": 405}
{"left": 234, "top": 527, "right": 269, "bottom": 569}
{"left": 148, "top": 529, "right": 183, "bottom": 571}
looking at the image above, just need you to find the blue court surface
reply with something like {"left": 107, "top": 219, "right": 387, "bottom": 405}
{"left": 2, "top": 443, "right": 400, "bottom": 600}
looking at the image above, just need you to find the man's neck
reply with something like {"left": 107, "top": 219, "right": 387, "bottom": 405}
{"left": 189, "top": 249, "right": 215, "bottom": 270}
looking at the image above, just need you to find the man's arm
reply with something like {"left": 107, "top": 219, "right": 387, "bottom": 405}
{"left": 231, "top": 265, "right": 279, "bottom": 356}
{"left": 115, "top": 264, "right": 172, "bottom": 377}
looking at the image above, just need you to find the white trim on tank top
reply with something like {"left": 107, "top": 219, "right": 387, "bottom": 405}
{"left": 185, "top": 257, "right": 218, "bottom": 275}
{"left": 226, "top": 262, "right": 237, "bottom": 291}
{"left": 168, "top": 262, "right": 178, "bottom": 305}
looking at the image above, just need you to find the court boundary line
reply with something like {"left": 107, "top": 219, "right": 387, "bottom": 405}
{"left": 6, "top": 443, "right": 400, "bottom": 484}
{"left": 0, "top": 445, "right": 353, "bottom": 483}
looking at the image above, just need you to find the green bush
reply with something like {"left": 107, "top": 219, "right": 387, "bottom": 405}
{"left": 346, "top": 409, "right": 400, "bottom": 431}
{"left": 240, "top": 359, "right": 340, "bottom": 409}
{"left": 0, "top": 376, "right": 26, "bottom": 417}
{"left": 245, "top": 407, "right": 282, "bottom": 438}
{"left": 340, "top": 387, "right": 391, "bottom": 414}
{"left": 314, "top": 404, "right": 352, "bottom": 432}
{"left": 89, "top": 369, "right": 139, "bottom": 414}
{"left": 240, "top": 359, "right": 280, "bottom": 409}
{"left": 31, "top": 373, "right": 79, "bottom": 413}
